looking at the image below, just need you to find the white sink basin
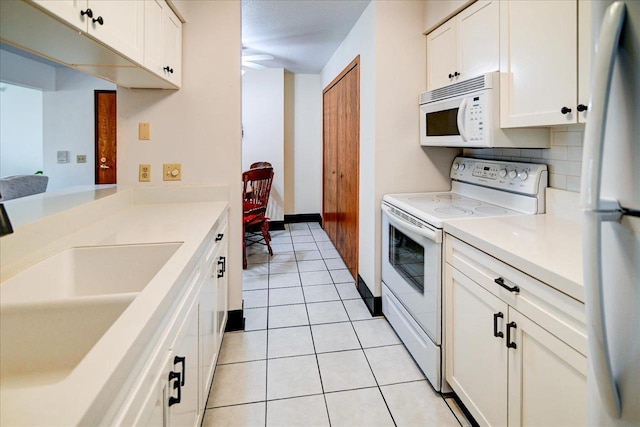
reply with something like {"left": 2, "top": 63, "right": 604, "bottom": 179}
{"left": 0, "top": 295, "right": 135, "bottom": 388}
{"left": 0, "top": 242, "right": 182, "bottom": 304}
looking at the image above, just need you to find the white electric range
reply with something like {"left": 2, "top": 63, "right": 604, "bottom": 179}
{"left": 381, "top": 157, "right": 548, "bottom": 392}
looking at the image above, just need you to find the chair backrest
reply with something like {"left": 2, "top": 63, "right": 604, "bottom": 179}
{"left": 242, "top": 167, "right": 274, "bottom": 216}
{"left": 250, "top": 161, "right": 273, "bottom": 169}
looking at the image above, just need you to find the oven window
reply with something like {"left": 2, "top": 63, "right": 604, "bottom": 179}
{"left": 425, "top": 108, "right": 459, "bottom": 136}
{"left": 389, "top": 225, "right": 424, "bottom": 293}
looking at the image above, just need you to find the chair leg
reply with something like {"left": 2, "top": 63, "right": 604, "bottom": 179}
{"left": 262, "top": 222, "right": 273, "bottom": 256}
{"left": 243, "top": 225, "right": 248, "bottom": 269}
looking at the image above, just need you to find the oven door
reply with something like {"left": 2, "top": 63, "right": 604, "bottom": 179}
{"left": 381, "top": 204, "right": 443, "bottom": 344}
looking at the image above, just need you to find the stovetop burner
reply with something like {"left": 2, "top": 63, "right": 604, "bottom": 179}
{"left": 434, "top": 206, "right": 472, "bottom": 215}
{"left": 475, "top": 206, "right": 508, "bottom": 214}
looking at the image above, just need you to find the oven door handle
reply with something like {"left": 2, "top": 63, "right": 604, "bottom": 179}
{"left": 382, "top": 204, "right": 442, "bottom": 243}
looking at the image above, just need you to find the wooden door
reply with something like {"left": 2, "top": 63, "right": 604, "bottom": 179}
{"left": 95, "top": 90, "right": 117, "bottom": 184}
{"left": 322, "top": 84, "right": 339, "bottom": 243}
{"left": 322, "top": 56, "right": 359, "bottom": 280}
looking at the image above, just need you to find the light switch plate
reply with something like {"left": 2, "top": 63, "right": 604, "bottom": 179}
{"left": 163, "top": 163, "right": 181, "bottom": 181}
{"left": 139, "top": 164, "right": 151, "bottom": 182}
{"left": 76, "top": 154, "right": 87, "bottom": 163}
{"left": 139, "top": 122, "right": 151, "bottom": 140}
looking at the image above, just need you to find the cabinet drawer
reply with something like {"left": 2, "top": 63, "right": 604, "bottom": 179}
{"left": 445, "top": 235, "right": 586, "bottom": 355}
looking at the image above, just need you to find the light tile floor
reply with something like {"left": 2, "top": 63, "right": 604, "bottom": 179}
{"left": 203, "top": 222, "right": 467, "bottom": 427}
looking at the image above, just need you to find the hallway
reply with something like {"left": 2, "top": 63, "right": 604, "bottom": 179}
{"left": 203, "top": 222, "right": 467, "bottom": 426}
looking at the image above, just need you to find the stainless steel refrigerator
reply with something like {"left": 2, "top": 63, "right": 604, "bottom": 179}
{"left": 581, "top": 1, "right": 640, "bottom": 426}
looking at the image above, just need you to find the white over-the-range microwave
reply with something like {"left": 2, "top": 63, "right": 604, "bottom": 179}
{"left": 419, "top": 72, "right": 549, "bottom": 148}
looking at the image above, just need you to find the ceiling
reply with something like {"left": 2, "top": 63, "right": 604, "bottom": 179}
{"left": 242, "top": 0, "right": 371, "bottom": 74}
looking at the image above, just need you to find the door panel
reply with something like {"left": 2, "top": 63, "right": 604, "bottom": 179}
{"left": 322, "top": 57, "right": 359, "bottom": 281}
{"left": 95, "top": 90, "right": 116, "bottom": 184}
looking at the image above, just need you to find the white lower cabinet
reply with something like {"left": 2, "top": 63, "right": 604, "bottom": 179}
{"left": 445, "top": 235, "right": 587, "bottom": 427}
{"left": 113, "top": 213, "right": 229, "bottom": 426}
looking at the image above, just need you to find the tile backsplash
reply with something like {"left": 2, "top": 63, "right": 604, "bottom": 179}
{"left": 463, "top": 126, "right": 584, "bottom": 192}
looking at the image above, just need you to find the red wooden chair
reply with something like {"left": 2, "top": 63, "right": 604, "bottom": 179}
{"left": 250, "top": 161, "right": 272, "bottom": 169}
{"left": 242, "top": 167, "right": 274, "bottom": 268}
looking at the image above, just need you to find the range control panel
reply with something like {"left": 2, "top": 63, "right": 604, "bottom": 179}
{"left": 451, "top": 157, "right": 548, "bottom": 196}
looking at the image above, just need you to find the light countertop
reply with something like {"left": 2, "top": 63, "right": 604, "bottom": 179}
{"left": 0, "top": 186, "right": 228, "bottom": 425}
{"left": 444, "top": 213, "right": 584, "bottom": 303}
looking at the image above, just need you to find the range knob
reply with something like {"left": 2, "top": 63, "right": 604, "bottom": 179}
{"left": 499, "top": 168, "right": 507, "bottom": 178}
{"left": 453, "top": 163, "right": 459, "bottom": 170}
{"left": 518, "top": 170, "right": 529, "bottom": 181}
{"left": 508, "top": 170, "right": 517, "bottom": 179}
{"left": 459, "top": 164, "right": 466, "bottom": 171}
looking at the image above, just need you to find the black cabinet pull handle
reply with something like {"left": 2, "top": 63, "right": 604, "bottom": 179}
{"left": 561, "top": 106, "right": 572, "bottom": 114}
{"left": 454, "top": 71, "right": 460, "bottom": 77}
{"left": 448, "top": 73, "right": 453, "bottom": 78}
{"left": 577, "top": 104, "right": 588, "bottom": 112}
{"left": 80, "top": 8, "right": 93, "bottom": 18}
{"left": 174, "top": 356, "right": 185, "bottom": 386}
{"left": 168, "top": 371, "right": 181, "bottom": 406}
{"left": 493, "top": 312, "right": 504, "bottom": 338}
{"left": 164, "top": 66, "right": 174, "bottom": 74}
{"left": 217, "top": 256, "right": 226, "bottom": 278}
{"left": 215, "top": 233, "right": 224, "bottom": 242}
{"left": 494, "top": 277, "right": 520, "bottom": 293}
{"left": 506, "top": 322, "right": 517, "bottom": 349}
{"left": 93, "top": 16, "right": 104, "bottom": 25}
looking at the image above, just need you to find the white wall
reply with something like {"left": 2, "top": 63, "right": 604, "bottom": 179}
{"left": 43, "top": 68, "right": 115, "bottom": 191}
{"left": 322, "top": 1, "right": 457, "bottom": 296}
{"left": 241, "top": 68, "right": 285, "bottom": 220}
{"left": 0, "top": 49, "right": 55, "bottom": 91}
{"left": 292, "top": 74, "right": 322, "bottom": 214}
{"left": 0, "top": 83, "right": 44, "bottom": 177}
{"left": 118, "top": 0, "right": 243, "bottom": 311}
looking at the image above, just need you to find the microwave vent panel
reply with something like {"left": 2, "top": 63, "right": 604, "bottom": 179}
{"left": 420, "top": 73, "right": 494, "bottom": 104}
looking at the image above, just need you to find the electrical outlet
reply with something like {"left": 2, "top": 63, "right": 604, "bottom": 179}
{"left": 76, "top": 154, "right": 87, "bottom": 163}
{"left": 139, "top": 122, "right": 151, "bottom": 140}
{"left": 163, "top": 163, "right": 181, "bottom": 181}
{"left": 139, "top": 164, "right": 151, "bottom": 182}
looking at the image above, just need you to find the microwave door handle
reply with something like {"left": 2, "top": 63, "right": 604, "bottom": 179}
{"left": 382, "top": 205, "right": 442, "bottom": 243}
{"left": 456, "top": 98, "right": 470, "bottom": 142}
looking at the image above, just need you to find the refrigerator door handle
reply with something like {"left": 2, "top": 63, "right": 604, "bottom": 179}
{"left": 580, "top": 1, "right": 627, "bottom": 419}
{"left": 584, "top": 212, "right": 622, "bottom": 418}
{"left": 580, "top": 1, "right": 627, "bottom": 212}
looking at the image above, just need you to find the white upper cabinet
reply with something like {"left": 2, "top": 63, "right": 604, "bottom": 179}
{"left": 31, "top": 0, "right": 88, "bottom": 31}
{"left": 32, "top": 0, "right": 144, "bottom": 63}
{"left": 499, "top": 0, "right": 592, "bottom": 127}
{"left": 427, "top": 1, "right": 499, "bottom": 90}
{"left": 144, "top": 0, "right": 182, "bottom": 86}
{"left": 577, "top": 0, "right": 591, "bottom": 123}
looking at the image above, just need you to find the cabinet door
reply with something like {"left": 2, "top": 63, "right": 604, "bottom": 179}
{"left": 199, "top": 253, "right": 219, "bottom": 415}
{"left": 216, "top": 239, "right": 228, "bottom": 345}
{"left": 168, "top": 301, "right": 199, "bottom": 427}
{"left": 507, "top": 309, "right": 587, "bottom": 427}
{"left": 31, "top": 0, "right": 88, "bottom": 31}
{"left": 457, "top": 0, "right": 499, "bottom": 81}
{"left": 577, "top": 0, "right": 591, "bottom": 123}
{"left": 445, "top": 265, "right": 508, "bottom": 427}
{"left": 427, "top": 19, "right": 458, "bottom": 90}
{"left": 163, "top": 6, "right": 182, "bottom": 86}
{"left": 144, "top": 0, "right": 165, "bottom": 77}
{"left": 500, "top": 0, "right": 578, "bottom": 127}
{"left": 87, "top": 0, "right": 144, "bottom": 63}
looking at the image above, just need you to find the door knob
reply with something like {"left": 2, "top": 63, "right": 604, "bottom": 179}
{"left": 561, "top": 106, "right": 572, "bottom": 114}
{"left": 577, "top": 104, "right": 588, "bottom": 112}
{"left": 80, "top": 8, "right": 93, "bottom": 18}
{"left": 99, "top": 164, "right": 110, "bottom": 169}
{"left": 92, "top": 16, "right": 104, "bottom": 25}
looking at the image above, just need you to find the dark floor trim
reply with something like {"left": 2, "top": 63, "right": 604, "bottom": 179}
{"left": 357, "top": 275, "right": 383, "bottom": 317}
{"left": 225, "top": 309, "right": 245, "bottom": 332}
{"left": 268, "top": 220, "right": 285, "bottom": 231}
{"left": 284, "top": 213, "right": 322, "bottom": 225}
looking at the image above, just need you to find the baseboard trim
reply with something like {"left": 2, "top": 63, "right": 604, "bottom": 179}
{"left": 357, "top": 275, "right": 383, "bottom": 317}
{"left": 225, "top": 309, "right": 245, "bottom": 332}
{"left": 284, "top": 213, "right": 322, "bottom": 225}
{"left": 268, "top": 221, "right": 285, "bottom": 231}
